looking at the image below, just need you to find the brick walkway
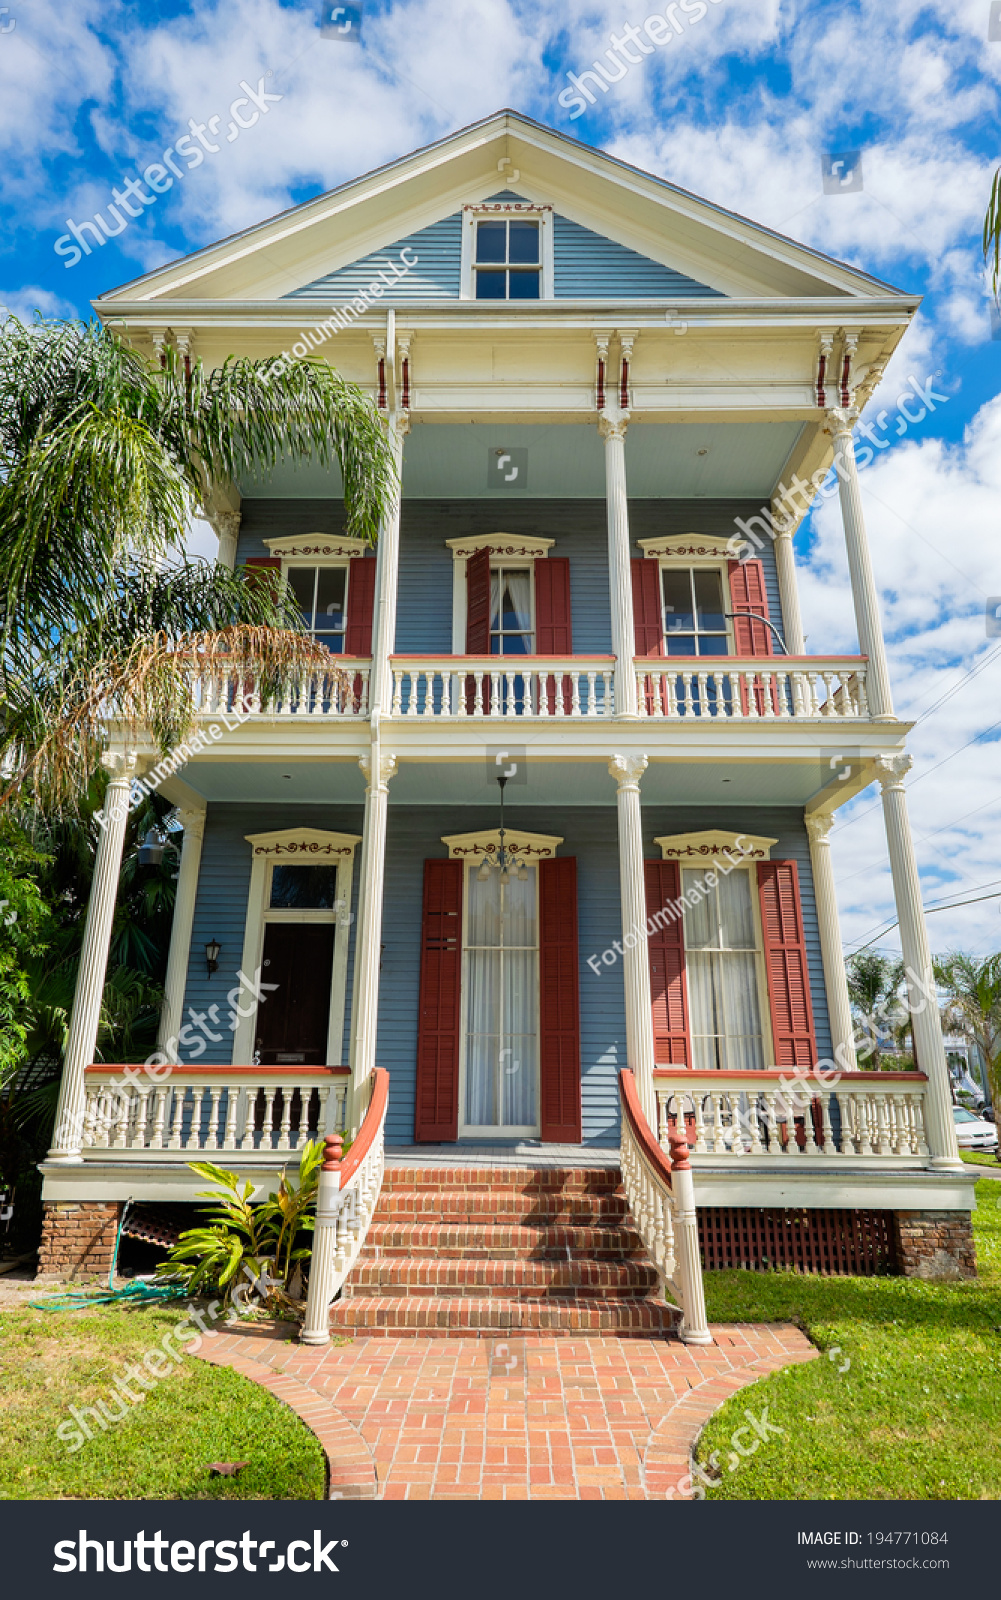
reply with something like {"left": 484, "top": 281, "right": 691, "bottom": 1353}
{"left": 195, "top": 1324, "right": 816, "bottom": 1500}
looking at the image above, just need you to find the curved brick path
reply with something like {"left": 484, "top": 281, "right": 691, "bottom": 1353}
{"left": 195, "top": 1324, "right": 816, "bottom": 1500}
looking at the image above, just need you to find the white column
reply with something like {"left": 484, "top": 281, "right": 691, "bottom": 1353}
{"left": 349, "top": 718, "right": 397, "bottom": 1121}
{"left": 875, "top": 754, "right": 961, "bottom": 1167}
{"left": 599, "top": 413, "right": 639, "bottom": 718}
{"left": 157, "top": 805, "right": 207, "bottom": 1054}
{"left": 608, "top": 754, "right": 655, "bottom": 1125}
{"left": 301, "top": 1134, "right": 341, "bottom": 1345}
{"left": 827, "top": 409, "right": 894, "bottom": 719}
{"left": 48, "top": 752, "right": 137, "bottom": 1163}
{"left": 772, "top": 517, "right": 806, "bottom": 655}
{"left": 370, "top": 416, "right": 407, "bottom": 714}
{"left": 209, "top": 509, "right": 241, "bottom": 571}
{"left": 805, "top": 812, "right": 856, "bottom": 1071}
{"left": 669, "top": 1151, "right": 712, "bottom": 1346}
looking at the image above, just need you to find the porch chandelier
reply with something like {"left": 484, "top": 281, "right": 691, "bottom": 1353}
{"left": 477, "top": 774, "right": 529, "bottom": 884}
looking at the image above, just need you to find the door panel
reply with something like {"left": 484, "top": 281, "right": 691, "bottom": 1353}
{"left": 255, "top": 922, "right": 335, "bottom": 1064}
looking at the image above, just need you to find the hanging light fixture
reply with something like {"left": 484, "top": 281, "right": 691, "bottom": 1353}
{"left": 137, "top": 826, "right": 165, "bottom": 867}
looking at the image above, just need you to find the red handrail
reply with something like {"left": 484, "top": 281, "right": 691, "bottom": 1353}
{"left": 651, "top": 1068, "right": 927, "bottom": 1083}
{"left": 339, "top": 1067, "right": 389, "bottom": 1185}
{"left": 619, "top": 1069, "right": 673, "bottom": 1190}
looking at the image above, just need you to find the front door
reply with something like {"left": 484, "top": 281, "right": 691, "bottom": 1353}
{"left": 256, "top": 922, "right": 336, "bottom": 1065}
{"left": 459, "top": 863, "right": 540, "bottom": 1136}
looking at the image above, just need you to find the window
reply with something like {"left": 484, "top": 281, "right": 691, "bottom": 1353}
{"left": 474, "top": 219, "right": 541, "bottom": 300}
{"left": 490, "top": 565, "right": 533, "bottom": 654}
{"left": 682, "top": 869, "right": 764, "bottom": 1071}
{"left": 287, "top": 565, "right": 347, "bottom": 652}
{"left": 662, "top": 567, "right": 729, "bottom": 657}
{"left": 462, "top": 864, "right": 539, "bottom": 1133}
{"left": 269, "top": 864, "right": 339, "bottom": 910}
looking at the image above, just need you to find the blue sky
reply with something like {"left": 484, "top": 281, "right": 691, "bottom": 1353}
{"left": 2, "top": 0, "right": 1000, "bottom": 956}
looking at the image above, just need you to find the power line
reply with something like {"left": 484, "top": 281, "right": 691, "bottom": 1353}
{"left": 846, "top": 886, "right": 1001, "bottom": 957}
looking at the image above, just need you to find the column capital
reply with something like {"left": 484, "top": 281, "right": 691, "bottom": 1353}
{"left": 805, "top": 811, "right": 835, "bottom": 844}
{"left": 608, "top": 753, "right": 648, "bottom": 791}
{"left": 100, "top": 749, "right": 140, "bottom": 782}
{"left": 824, "top": 405, "right": 860, "bottom": 438}
{"left": 770, "top": 509, "right": 797, "bottom": 539}
{"left": 875, "top": 752, "right": 912, "bottom": 791}
{"left": 598, "top": 411, "right": 628, "bottom": 442}
{"left": 359, "top": 750, "right": 398, "bottom": 790}
{"left": 177, "top": 806, "right": 207, "bottom": 842}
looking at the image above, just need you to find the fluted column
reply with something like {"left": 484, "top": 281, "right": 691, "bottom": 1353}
{"left": 827, "top": 409, "right": 894, "bottom": 719}
{"left": 209, "top": 509, "right": 241, "bottom": 571}
{"left": 301, "top": 1134, "right": 341, "bottom": 1346}
{"left": 48, "top": 752, "right": 138, "bottom": 1162}
{"left": 875, "top": 754, "right": 961, "bottom": 1167}
{"left": 772, "top": 514, "right": 806, "bottom": 655}
{"left": 599, "top": 413, "right": 639, "bottom": 718}
{"left": 608, "top": 754, "right": 655, "bottom": 1124}
{"left": 805, "top": 812, "right": 856, "bottom": 1071}
{"left": 370, "top": 415, "right": 407, "bottom": 715}
{"left": 349, "top": 718, "right": 397, "bottom": 1122}
{"left": 157, "top": 805, "right": 207, "bottom": 1055}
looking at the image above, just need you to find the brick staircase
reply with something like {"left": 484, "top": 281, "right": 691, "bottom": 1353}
{"left": 327, "top": 1164, "right": 681, "bottom": 1337}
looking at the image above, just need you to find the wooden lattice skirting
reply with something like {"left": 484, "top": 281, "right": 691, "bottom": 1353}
{"left": 698, "top": 1207, "right": 898, "bottom": 1275}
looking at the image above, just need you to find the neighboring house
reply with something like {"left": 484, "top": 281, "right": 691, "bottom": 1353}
{"left": 38, "top": 112, "right": 975, "bottom": 1303}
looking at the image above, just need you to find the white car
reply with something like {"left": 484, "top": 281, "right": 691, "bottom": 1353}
{"left": 952, "top": 1105, "right": 999, "bottom": 1154}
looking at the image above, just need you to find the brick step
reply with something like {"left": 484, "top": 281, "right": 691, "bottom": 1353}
{"left": 373, "top": 1194, "right": 630, "bottom": 1224}
{"left": 380, "top": 1166, "right": 622, "bottom": 1194}
{"left": 327, "top": 1294, "right": 681, "bottom": 1337}
{"left": 364, "top": 1221, "right": 646, "bottom": 1258}
{"left": 343, "top": 1258, "right": 659, "bottom": 1297}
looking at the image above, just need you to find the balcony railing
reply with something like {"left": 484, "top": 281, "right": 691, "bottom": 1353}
{"left": 80, "top": 1065, "right": 349, "bottom": 1159}
{"left": 192, "top": 662, "right": 371, "bottom": 719}
{"left": 635, "top": 657, "right": 868, "bottom": 721}
{"left": 653, "top": 1069, "right": 930, "bottom": 1162}
{"left": 389, "top": 656, "right": 616, "bottom": 718}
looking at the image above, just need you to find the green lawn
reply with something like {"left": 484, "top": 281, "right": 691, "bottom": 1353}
{"left": 0, "top": 1301, "right": 326, "bottom": 1500}
{"left": 961, "top": 1150, "right": 1001, "bottom": 1169}
{"left": 696, "top": 1180, "right": 1001, "bottom": 1500}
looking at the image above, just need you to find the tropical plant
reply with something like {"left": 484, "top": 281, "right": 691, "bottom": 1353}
{"left": 985, "top": 167, "right": 1001, "bottom": 299}
{"left": 935, "top": 952, "right": 1001, "bottom": 1149}
{"left": 844, "top": 950, "right": 912, "bottom": 1067}
{"left": 156, "top": 1141, "right": 324, "bottom": 1316}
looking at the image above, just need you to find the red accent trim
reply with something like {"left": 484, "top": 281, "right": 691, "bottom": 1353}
{"left": 321, "top": 1133, "right": 343, "bottom": 1172}
{"left": 344, "top": 553, "right": 376, "bottom": 657}
{"left": 85, "top": 1064, "right": 349, "bottom": 1076}
{"left": 414, "top": 860, "right": 463, "bottom": 1141}
{"left": 620, "top": 357, "right": 629, "bottom": 411}
{"left": 840, "top": 351, "right": 851, "bottom": 409}
{"left": 816, "top": 349, "right": 827, "bottom": 409}
{"left": 377, "top": 358, "right": 387, "bottom": 409}
{"left": 390, "top": 653, "right": 615, "bottom": 662}
{"left": 652, "top": 1068, "right": 927, "bottom": 1083}
{"left": 619, "top": 1069, "right": 673, "bottom": 1188}
{"left": 645, "top": 860, "right": 691, "bottom": 1066}
{"left": 340, "top": 1068, "right": 388, "bottom": 1184}
{"left": 402, "top": 357, "right": 410, "bottom": 410}
{"left": 596, "top": 356, "right": 605, "bottom": 412}
{"left": 539, "top": 857, "right": 582, "bottom": 1143}
{"left": 757, "top": 860, "right": 819, "bottom": 1071}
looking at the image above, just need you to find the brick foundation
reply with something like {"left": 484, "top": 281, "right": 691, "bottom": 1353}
{"left": 37, "top": 1201, "right": 123, "bottom": 1279}
{"left": 894, "top": 1210, "right": 977, "bottom": 1280}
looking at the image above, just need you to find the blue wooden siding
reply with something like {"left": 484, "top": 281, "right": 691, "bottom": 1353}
{"left": 284, "top": 196, "right": 720, "bottom": 302}
{"left": 178, "top": 802, "right": 830, "bottom": 1146}
{"left": 234, "top": 499, "right": 786, "bottom": 653}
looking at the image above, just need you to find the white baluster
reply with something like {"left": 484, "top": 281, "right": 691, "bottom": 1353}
{"left": 262, "top": 1089, "right": 277, "bottom": 1149}
{"left": 491, "top": 668, "right": 501, "bottom": 717}
{"left": 222, "top": 1085, "right": 240, "bottom": 1151}
{"left": 391, "top": 669, "right": 403, "bottom": 716}
{"left": 167, "top": 1087, "right": 183, "bottom": 1150}
{"left": 586, "top": 670, "right": 597, "bottom": 716}
{"left": 820, "top": 1092, "right": 836, "bottom": 1156}
{"left": 111, "top": 1089, "right": 130, "bottom": 1149}
{"left": 910, "top": 1092, "right": 930, "bottom": 1157}
{"left": 747, "top": 1092, "right": 764, "bottom": 1156}
{"left": 697, "top": 669, "right": 709, "bottom": 720}
{"left": 187, "top": 1087, "right": 206, "bottom": 1150}
{"left": 277, "top": 1086, "right": 294, "bottom": 1152}
{"left": 743, "top": 671, "right": 759, "bottom": 718}
{"left": 205, "top": 1085, "right": 223, "bottom": 1151}
{"left": 241, "top": 1087, "right": 257, "bottom": 1150}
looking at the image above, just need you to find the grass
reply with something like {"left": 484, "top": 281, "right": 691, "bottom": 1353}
{"left": 0, "top": 1300, "right": 326, "bottom": 1500}
{"left": 961, "top": 1150, "right": 1000, "bottom": 1169}
{"left": 695, "top": 1180, "right": 1001, "bottom": 1500}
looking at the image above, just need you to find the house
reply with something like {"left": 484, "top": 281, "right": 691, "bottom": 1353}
{"left": 37, "top": 111, "right": 976, "bottom": 1319}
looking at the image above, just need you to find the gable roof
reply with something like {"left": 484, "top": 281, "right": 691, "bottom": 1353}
{"left": 95, "top": 109, "right": 908, "bottom": 309}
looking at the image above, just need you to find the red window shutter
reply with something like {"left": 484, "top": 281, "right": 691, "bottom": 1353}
{"left": 414, "top": 860, "right": 463, "bottom": 1141}
{"left": 535, "top": 556, "right": 573, "bottom": 714}
{"left": 645, "top": 861, "right": 691, "bottom": 1066}
{"left": 757, "top": 860, "right": 818, "bottom": 1071}
{"left": 728, "top": 559, "right": 773, "bottom": 658}
{"left": 539, "top": 857, "right": 582, "bottom": 1143}
{"left": 242, "top": 556, "right": 282, "bottom": 593}
{"left": 631, "top": 557, "right": 663, "bottom": 656}
{"left": 344, "top": 555, "right": 376, "bottom": 656}
{"left": 465, "top": 546, "right": 491, "bottom": 653}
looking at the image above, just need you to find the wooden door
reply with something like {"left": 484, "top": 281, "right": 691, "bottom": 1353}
{"left": 255, "top": 923, "right": 336, "bottom": 1064}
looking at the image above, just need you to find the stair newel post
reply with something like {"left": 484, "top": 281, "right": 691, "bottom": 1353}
{"left": 667, "top": 1130, "right": 712, "bottom": 1347}
{"left": 301, "top": 1134, "right": 343, "bottom": 1346}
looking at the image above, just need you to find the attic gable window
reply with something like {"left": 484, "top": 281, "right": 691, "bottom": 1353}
{"left": 475, "top": 219, "right": 540, "bottom": 299}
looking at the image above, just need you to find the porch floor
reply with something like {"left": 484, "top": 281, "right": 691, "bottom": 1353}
{"left": 384, "top": 1142, "right": 620, "bottom": 1169}
{"left": 195, "top": 1324, "right": 817, "bottom": 1499}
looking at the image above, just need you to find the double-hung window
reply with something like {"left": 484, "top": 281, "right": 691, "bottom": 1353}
{"left": 474, "top": 219, "right": 541, "bottom": 300}
{"left": 662, "top": 567, "right": 729, "bottom": 657}
{"left": 287, "top": 565, "right": 347, "bottom": 653}
{"left": 682, "top": 868, "right": 765, "bottom": 1071}
{"left": 490, "top": 564, "right": 534, "bottom": 655}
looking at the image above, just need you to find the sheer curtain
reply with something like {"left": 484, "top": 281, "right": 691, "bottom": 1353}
{"left": 464, "top": 865, "right": 538, "bottom": 1128}
{"left": 490, "top": 569, "right": 532, "bottom": 652}
{"left": 682, "top": 868, "right": 764, "bottom": 1071}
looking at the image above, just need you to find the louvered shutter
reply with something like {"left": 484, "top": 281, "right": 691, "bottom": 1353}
{"left": 535, "top": 556, "right": 573, "bottom": 715}
{"left": 757, "top": 860, "right": 817, "bottom": 1071}
{"left": 414, "top": 860, "right": 463, "bottom": 1141}
{"left": 344, "top": 555, "right": 376, "bottom": 656}
{"left": 632, "top": 558, "right": 664, "bottom": 655}
{"left": 645, "top": 861, "right": 691, "bottom": 1065}
{"left": 728, "top": 559, "right": 776, "bottom": 714}
{"left": 465, "top": 547, "right": 491, "bottom": 652}
{"left": 539, "top": 857, "right": 582, "bottom": 1142}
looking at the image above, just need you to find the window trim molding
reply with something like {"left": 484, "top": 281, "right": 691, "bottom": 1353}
{"left": 638, "top": 537, "right": 736, "bottom": 658}
{"left": 233, "top": 828, "right": 362, "bottom": 1067}
{"left": 264, "top": 534, "right": 370, "bottom": 563}
{"left": 441, "top": 828, "right": 563, "bottom": 862}
{"left": 445, "top": 534, "right": 554, "bottom": 654}
{"left": 460, "top": 203, "right": 554, "bottom": 302}
{"left": 654, "top": 831, "right": 777, "bottom": 864}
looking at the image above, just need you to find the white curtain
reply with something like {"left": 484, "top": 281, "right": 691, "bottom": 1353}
{"left": 490, "top": 569, "right": 532, "bottom": 644}
{"left": 464, "top": 866, "right": 538, "bottom": 1128}
{"left": 683, "top": 869, "right": 764, "bottom": 1072}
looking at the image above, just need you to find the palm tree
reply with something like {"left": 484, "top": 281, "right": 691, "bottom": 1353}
{"left": 0, "top": 315, "right": 397, "bottom": 811}
{"left": 845, "top": 950, "right": 910, "bottom": 1067}
{"left": 935, "top": 953, "right": 1001, "bottom": 1156}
